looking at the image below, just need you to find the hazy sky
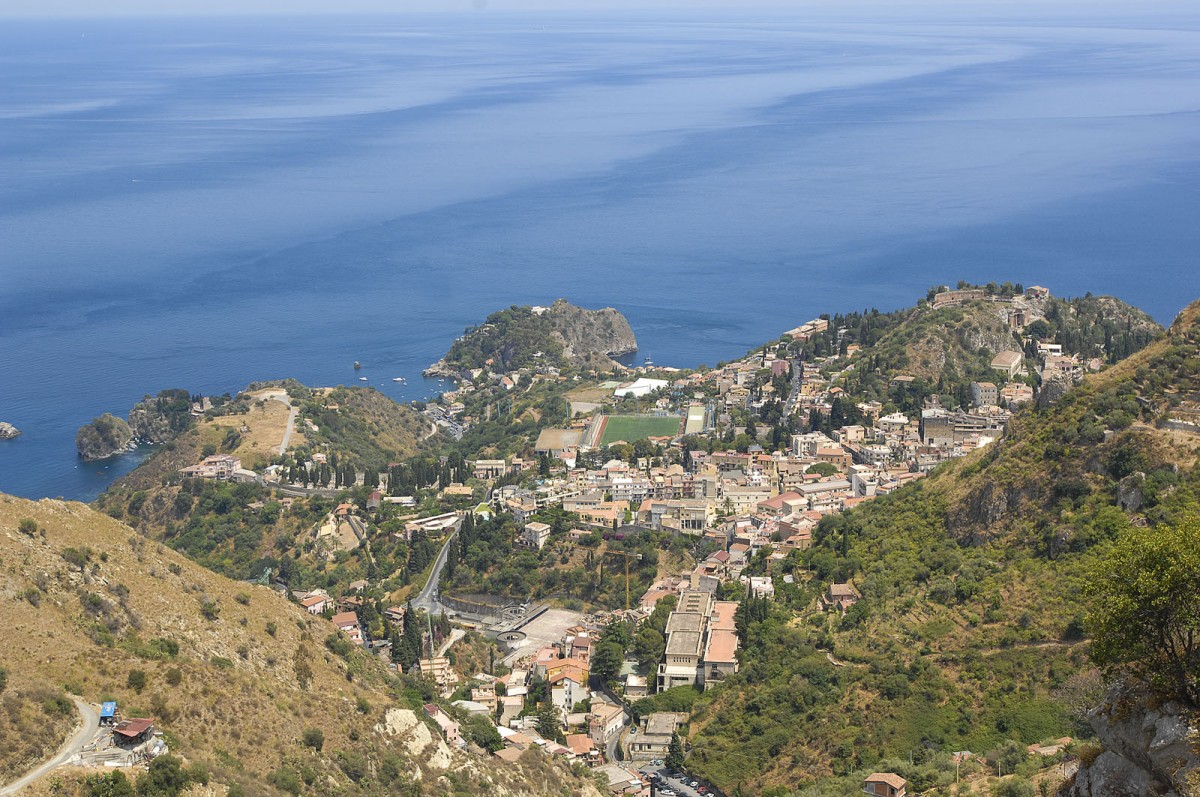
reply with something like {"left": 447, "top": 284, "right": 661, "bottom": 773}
{"left": 0, "top": 0, "right": 1142, "bottom": 19}
{"left": 0, "top": 0, "right": 801, "bottom": 16}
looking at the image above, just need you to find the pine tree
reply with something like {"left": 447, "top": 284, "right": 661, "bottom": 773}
{"left": 666, "top": 731, "right": 685, "bottom": 771}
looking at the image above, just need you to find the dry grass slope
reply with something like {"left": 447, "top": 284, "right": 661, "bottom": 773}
{"left": 0, "top": 495, "right": 604, "bottom": 797}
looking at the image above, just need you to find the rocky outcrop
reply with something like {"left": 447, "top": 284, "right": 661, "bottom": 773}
{"left": 1038, "top": 373, "right": 1081, "bottom": 409}
{"left": 75, "top": 413, "right": 134, "bottom": 460}
{"left": 544, "top": 297, "right": 638, "bottom": 361}
{"left": 0, "top": 422, "right": 19, "bottom": 440}
{"left": 1066, "top": 684, "right": 1200, "bottom": 797}
{"left": 1117, "top": 472, "right": 1147, "bottom": 512}
{"left": 127, "top": 388, "right": 193, "bottom": 444}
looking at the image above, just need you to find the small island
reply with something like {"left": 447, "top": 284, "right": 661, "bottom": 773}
{"left": 0, "top": 421, "right": 20, "bottom": 440}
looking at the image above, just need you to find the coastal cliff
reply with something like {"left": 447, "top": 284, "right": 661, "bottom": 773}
{"left": 127, "top": 388, "right": 193, "bottom": 444}
{"left": 75, "top": 413, "right": 134, "bottom": 460}
{"left": 427, "top": 298, "right": 637, "bottom": 377}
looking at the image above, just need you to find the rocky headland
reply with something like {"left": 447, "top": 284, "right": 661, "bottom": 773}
{"left": 426, "top": 298, "right": 637, "bottom": 378}
{"left": 76, "top": 388, "right": 196, "bottom": 460}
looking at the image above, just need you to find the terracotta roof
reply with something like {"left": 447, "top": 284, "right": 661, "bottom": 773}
{"left": 300, "top": 595, "right": 326, "bottom": 608}
{"left": 704, "top": 628, "right": 739, "bottom": 663}
{"left": 331, "top": 611, "right": 358, "bottom": 628}
{"left": 549, "top": 667, "right": 587, "bottom": 686}
{"left": 865, "top": 772, "right": 907, "bottom": 789}
{"left": 565, "top": 733, "right": 597, "bottom": 755}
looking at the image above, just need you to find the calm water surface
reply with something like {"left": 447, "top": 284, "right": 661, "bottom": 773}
{"left": 2, "top": 7, "right": 1199, "bottom": 500}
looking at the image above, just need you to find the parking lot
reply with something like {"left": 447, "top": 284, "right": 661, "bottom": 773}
{"left": 637, "top": 763, "right": 717, "bottom": 797}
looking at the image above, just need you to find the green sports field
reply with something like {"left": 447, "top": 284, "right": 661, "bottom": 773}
{"left": 596, "top": 414, "right": 683, "bottom": 446}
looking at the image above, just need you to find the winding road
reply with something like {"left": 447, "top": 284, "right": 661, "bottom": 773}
{"left": 0, "top": 698, "right": 98, "bottom": 796}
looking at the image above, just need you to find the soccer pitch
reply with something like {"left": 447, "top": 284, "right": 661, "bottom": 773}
{"left": 595, "top": 414, "right": 683, "bottom": 446}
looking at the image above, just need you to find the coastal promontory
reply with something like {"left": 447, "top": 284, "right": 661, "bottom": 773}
{"left": 426, "top": 298, "right": 637, "bottom": 378}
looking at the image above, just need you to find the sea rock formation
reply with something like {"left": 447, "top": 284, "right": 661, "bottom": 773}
{"left": 543, "top": 297, "right": 638, "bottom": 361}
{"left": 0, "top": 422, "right": 19, "bottom": 440}
{"left": 75, "top": 413, "right": 134, "bottom": 460}
{"left": 1066, "top": 684, "right": 1200, "bottom": 797}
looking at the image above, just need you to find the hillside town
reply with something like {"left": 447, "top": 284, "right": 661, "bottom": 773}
{"left": 105, "top": 284, "right": 1158, "bottom": 797}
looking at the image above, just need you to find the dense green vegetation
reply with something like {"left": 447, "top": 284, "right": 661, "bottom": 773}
{"left": 687, "top": 481, "right": 1092, "bottom": 792}
{"left": 683, "top": 302, "right": 1199, "bottom": 795}
{"left": 1088, "top": 515, "right": 1200, "bottom": 706}
{"left": 446, "top": 510, "right": 686, "bottom": 610}
{"left": 293, "top": 384, "right": 431, "bottom": 470}
{"left": 444, "top": 305, "right": 566, "bottom": 371}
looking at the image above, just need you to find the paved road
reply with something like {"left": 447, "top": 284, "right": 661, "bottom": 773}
{"left": 412, "top": 529, "right": 457, "bottom": 615}
{"left": 437, "top": 627, "right": 465, "bottom": 657}
{"left": 0, "top": 698, "right": 98, "bottom": 796}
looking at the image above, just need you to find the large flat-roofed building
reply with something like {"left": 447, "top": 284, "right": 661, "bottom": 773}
{"left": 657, "top": 591, "right": 739, "bottom": 691}
{"left": 472, "top": 459, "right": 507, "bottom": 479}
{"left": 990, "top": 350, "right": 1024, "bottom": 379}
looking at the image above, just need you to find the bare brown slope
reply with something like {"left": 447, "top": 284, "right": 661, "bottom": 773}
{"left": 0, "top": 495, "right": 603, "bottom": 797}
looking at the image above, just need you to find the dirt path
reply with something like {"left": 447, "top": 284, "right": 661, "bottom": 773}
{"left": 0, "top": 698, "right": 98, "bottom": 796}
{"left": 253, "top": 388, "right": 298, "bottom": 455}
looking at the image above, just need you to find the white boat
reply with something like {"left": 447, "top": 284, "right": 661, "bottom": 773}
{"left": 358, "top": 376, "right": 368, "bottom": 382}
{"left": 392, "top": 377, "right": 406, "bottom": 383}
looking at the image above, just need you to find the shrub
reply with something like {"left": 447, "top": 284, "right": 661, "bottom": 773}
{"left": 302, "top": 727, "right": 324, "bottom": 751}
{"left": 335, "top": 750, "right": 368, "bottom": 782}
{"left": 267, "top": 768, "right": 301, "bottom": 796}
{"left": 127, "top": 670, "right": 147, "bottom": 693}
{"left": 324, "top": 632, "right": 352, "bottom": 658}
{"left": 18, "top": 518, "right": 37, "bottom": 536}
{"left": 994, "top": 777, "right": 1036, "bottom": 797}
{"left": 165, "top": 668, "right": 183, "bottom": 686}
{"left": 83, "top": 770, "right": 135, "bottom": 797}
{"left": 136, "top": 754, "right": 189, "bottom": 797}
{"left": 200, "top": 599, "right": 220, "bottom": 621}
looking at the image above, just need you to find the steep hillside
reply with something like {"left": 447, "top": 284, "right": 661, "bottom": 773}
{"left": 941, "top": 299, "right": 1200, "bottom": 545}
{"left": 685, "top": 301, "right": 1198, "bottom": 795}
{"left": 810, "top": 286, "right": 1161, "bottom": 412}
{"left": 0, "top": 495, "right": 604, "bottom": 797}
{"left": 296, "top": 384, "right": 433, "bottom": 469}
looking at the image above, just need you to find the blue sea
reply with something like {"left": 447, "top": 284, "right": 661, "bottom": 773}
{"left": 2, "top": 5, "right": 1199, "bottom": 501}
